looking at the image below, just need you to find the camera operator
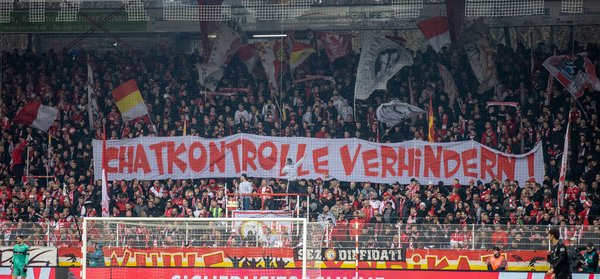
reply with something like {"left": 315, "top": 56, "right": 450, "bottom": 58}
{"left": 581, "top": 243, "right": 599, "bottom": 273}
{"left": 546, "top": 227, "right": 572, "bottom": 279}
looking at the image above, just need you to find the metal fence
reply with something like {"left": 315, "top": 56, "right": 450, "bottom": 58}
{"left": 320, "top": 222, "right": 600, "bottom": 251}
{"left": 0, "top": 219, "right": 82, "bottom": 247}
{"left": 5, "top": 220, "right": 598, "bottom": 252}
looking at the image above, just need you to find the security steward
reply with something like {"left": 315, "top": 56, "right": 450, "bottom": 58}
{"left": 546, "top": 227, "right": 572, "bottom": 279}
{"left": 581, "top": 243, "right": 599, "bottom": 273}
{"left": 486, "top": 246, "right": 507, "bottom": 271}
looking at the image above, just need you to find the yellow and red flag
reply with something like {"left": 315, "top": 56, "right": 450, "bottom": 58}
{"left": 112, "top": 80, "right": 149, "bottom": 122}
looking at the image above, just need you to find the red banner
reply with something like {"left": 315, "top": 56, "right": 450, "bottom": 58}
{"left": 60, "top": 247, "right": 551, "bottom": 271}
{"left": 9, "top": 267, "right": 600, "bottom": 279}
{"left": 93, "top": 134, "right": 544, "bottom": 184}
{"left": 0, "top": 267, "right": 55, "bottom": 279}
{"left": 80, "top": 268, "right": 600, "bottom": 279}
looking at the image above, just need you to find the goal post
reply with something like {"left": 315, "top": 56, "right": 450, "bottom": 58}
{"left": 82, "top": 217, "right": 324, "bottom": 279}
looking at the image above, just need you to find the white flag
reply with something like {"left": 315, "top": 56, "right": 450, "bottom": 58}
{"left": 376, "top": 99, "right": 425, "bottom": 127}
{"left": 196, "top": 63, "right": 224, "bottom": 92}
{"left": 437, "top": 63, "right": 458, "bottom": 106}
{"left": 464, "top": 20, "right": 498, "bottom": 94}
{"left": 197, "top": 24, "right": 242, "bottom": 92}
{"left": 354, "top": 36, "right": 413, "bottom": 100}
{"left": 87, "top": 59, "right": 99, "bottom": 131}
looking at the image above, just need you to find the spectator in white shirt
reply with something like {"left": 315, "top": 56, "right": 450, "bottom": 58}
{"left": 237, "top": 173, "right": 253, "bottom": 210}
{"left": 234, "top": 104, "right": 251, "bottom": 126}
{"left": 281, "top": 155, "right": 306, "bottom": 195}
{"left": 150, "top": 180, "right": 164, "bottom": 198}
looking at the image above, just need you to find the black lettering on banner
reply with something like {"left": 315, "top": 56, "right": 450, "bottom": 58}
{"left": 294, "top": 248, "right": 405, "bottom": 262}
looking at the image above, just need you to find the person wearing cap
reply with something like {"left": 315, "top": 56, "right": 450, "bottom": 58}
{"left": 581, "top": 243, "right": 599, "bottom": 273}
{"left": 546, "top": 227, "right": 572, "bottom": 279}
{"left": 486, "top": 246, "right": 507, "bottom": 271}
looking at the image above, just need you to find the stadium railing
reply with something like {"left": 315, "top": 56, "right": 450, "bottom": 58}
{"left": 5, "top": 221, "right": 598, "bottom": 251}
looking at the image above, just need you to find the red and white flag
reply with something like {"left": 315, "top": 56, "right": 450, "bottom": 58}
{"left": 257, "top": 40, "right": 289, "bottom": 91}
{"left": 543, "top": 54, "right": 600, "bottom": 99}
{"left": 557, "top": 111, "right": 572, "bottom": 212}
{"left": 13, "top": 101, "right": 58, "bottom": 132}
{"left": 417, "top": 16, "right": 451, "bottom": 52}
{"left": 101, "top": 126, "right": 110, "bottom": 217}
{"left": 237, "top": 43, "right": 258, "bottom": 75}
{"left": 317, "top": 32, "right": 352, "bottom": 63}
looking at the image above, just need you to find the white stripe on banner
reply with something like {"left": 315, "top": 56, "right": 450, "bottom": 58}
{"left": 498, "top": 272, "right": 529, "bottom": 279}
{"left": 573, "top": 274, "right": 597, "bottom": 279}
{"left": 529, "top": 273, "right": 547, "bottom": 279}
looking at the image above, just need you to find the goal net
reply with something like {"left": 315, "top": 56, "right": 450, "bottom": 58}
{"left": 465, "top": 0, "right": 545, "bottom": 17}
{"left": 82, "top": 217, "right": 324, "bottom": 279}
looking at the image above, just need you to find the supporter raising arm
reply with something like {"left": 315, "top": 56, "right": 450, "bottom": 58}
{"left": 281, "top": 155, "right": 306, "bottom": 195}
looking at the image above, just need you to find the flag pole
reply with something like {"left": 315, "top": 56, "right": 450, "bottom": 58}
{"left": 353, "top": 97, "right": 357, "bottom": 123}
{"left": 556, "top": 104, "right": 573, "bottom": 220}
{"left": 47, "top": 133, "right": 51, "bottom": 187}
{"left": 25, "top": 144, "right": 30, "bottom": 183}
{"left": 183, "top": 118, "right": 187, "bottom": 136}
{"left": 101, "top": 123, "right": 110, "bottom": 217}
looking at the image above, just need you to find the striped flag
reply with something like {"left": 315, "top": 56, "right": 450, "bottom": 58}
{"left": 290, "top": 41, "right": 315, "bottom": 70}
{"left": 112, "top": 80, "right": 150, "bottom": 122}
{"left": 428, "top": 97, "right": 435, "bottom": 142}
{"left": 13, "top": 101, "right": 59, "bottom": 132}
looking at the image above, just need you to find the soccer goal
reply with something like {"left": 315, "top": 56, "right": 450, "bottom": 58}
{"left": 82, "top": 217, "right": 325, "bottom": 279}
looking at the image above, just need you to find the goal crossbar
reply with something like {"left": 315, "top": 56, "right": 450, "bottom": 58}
{"left": 82, "top": 217, "right": 309, "bottom": 279}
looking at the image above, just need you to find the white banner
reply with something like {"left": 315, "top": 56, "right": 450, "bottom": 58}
{"left": 93, "top": 134, "right": 544, "bottom": 185}
{"left": 0, "top": 246, "right": 57, "bottom": 266}
{"left": 354, "top": 36, "right": 413, "bottom": 100}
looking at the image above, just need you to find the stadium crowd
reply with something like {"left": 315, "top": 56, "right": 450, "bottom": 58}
{"left": 0, "top": 37, "right": 599, "bottom": 252}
